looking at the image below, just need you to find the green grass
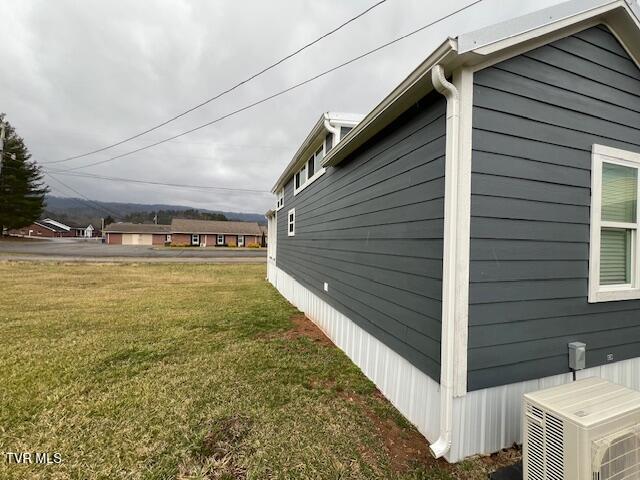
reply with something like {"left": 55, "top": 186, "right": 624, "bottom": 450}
{"left": 0, "top": 261, "right": 505, "bottom": 479}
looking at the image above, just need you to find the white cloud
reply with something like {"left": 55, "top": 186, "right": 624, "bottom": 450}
{"left": 1, "top": 0, "right": 564, "bottom": 213}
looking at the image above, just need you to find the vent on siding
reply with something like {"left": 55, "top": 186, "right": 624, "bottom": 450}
{"left": 525, "top": 402, "right": 565, "bottom": 480}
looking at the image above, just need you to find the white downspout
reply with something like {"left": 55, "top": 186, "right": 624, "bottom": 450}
{"left": 324, "top": 116, "right": 341, "bottom": 147}
{"left": 430, "top": 64, "right": 460, "bottom": 460}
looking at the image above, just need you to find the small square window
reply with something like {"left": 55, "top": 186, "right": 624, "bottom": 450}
{"left": 276, "top": 189, "right": 284, "bottom": 210}
{"left": 288, "top": 208, "right": 295, "bottom": 237}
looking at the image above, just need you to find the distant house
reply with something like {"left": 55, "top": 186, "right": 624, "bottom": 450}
{"left": 170, "top": 219, "right": 262, "bottom": 247}
{"left": 266, "top": 0, "right": 640, "bottom": 462}
{"left": 9, "top": 219, "right": 71, "bottom": 238}
{"left": 69, "top": 223, "right": 99, "bottom": 238}
{"left": 104, "top": 223, "right": 171, "bottom": 245}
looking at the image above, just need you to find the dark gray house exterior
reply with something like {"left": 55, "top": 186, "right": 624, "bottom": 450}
{"left": 266, "top": 0, "right": 640, "bottom": 462}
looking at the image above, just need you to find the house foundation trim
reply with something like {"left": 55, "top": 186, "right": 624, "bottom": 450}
{"left": 266, "top": 261, "right": 640, "bottom": 462}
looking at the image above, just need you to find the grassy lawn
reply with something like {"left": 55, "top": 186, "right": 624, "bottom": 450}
{"left": 0, "top": 261, "right": 513, "bottom": 479}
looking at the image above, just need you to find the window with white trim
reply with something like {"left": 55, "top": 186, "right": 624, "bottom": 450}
{"left": 288, "top": 208, "right": 295, "bottom": 236}
{"left": 589, "top": 145, "right": 640, "bottom": 302}
{"left": 166, "top": 234, "right": 172, "bottom": 242}
{"left": 191, "top": 234, "right": 200, "bottom": 245}
{"left": 295, "top": 166, "right": 306, "bottom": 190}
{"left": 238, "top": 235, "right": 244, "bottom": 247}
{"left": 276, "top": 189, "right": 284, "bottom": 210}
{"left": 217, "top": 234, "right": 224, "bottom": 245}
{"left": 294, "top": 144, "right": 326, "bottom": 195}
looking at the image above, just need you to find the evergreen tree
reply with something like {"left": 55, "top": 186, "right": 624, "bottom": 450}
{"left": 0, "top": 114, "right": 49, "bottom": 232}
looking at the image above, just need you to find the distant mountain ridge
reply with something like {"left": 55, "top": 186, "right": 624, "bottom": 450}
{"left": 43, "top": 196, "right": 266, "bottom": 227}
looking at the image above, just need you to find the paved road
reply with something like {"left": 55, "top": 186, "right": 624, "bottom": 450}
{"left": 0, "top": 238, "right": 266, "bottom": 263}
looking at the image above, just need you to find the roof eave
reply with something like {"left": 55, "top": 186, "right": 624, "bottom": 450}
{"left": 270, "top": 113, "right": 364, "bottom": 193}
{"left": 457, "top": 0, "right": 631, "bottom": 54}
{"left": 270, "top": 115, "right": 326, "bottom": 193}
{"left": 322, "top": 0, "right": 640, "bottom": 169}
{"left": 322, "top": 38, "right": 460, "bottom": 168}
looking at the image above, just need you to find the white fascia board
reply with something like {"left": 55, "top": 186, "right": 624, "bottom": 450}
{"left": 464, "top": 3, "right": 640, "bottom": 74}
{"left": 271, "top": 115, "right": 326, "bottom": 193}
{"left": 458, "top": 0, "right": 623, "bottom": 54}
{"left": 325, "top": 112, "right": 364, "bottom": 125}
{"left": 271, "top": 112, "right": 363, "bottom": 193}
{"left": 322, "top": 39, "right": 459, "bottom": 169}
{"left": 320, "top": 0, "right": 640, "bottom": 171}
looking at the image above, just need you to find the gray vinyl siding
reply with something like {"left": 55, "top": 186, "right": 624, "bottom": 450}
{"left": 468, "top": 25, "right": 640, "bottom": 391}
{"left": 276, "top": 91, "right": 446, "bottom": 381}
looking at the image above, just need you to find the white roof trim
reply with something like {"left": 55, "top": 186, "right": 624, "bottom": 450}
{"left": 458, "top": 0, "right": 621, "bottom": 53}
{"left": 322, "top": 39, "right": 459, "bottom": 168}
{"left": 271, "top": 112, "right": 363, "bottom": 193}
{"left": 320, "top": 0, "right": 640, "bottom": 169}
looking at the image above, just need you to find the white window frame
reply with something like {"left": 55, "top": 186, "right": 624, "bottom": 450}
{"left": 166, "top": 234, "right": 172, "bottom": 243}
{"left": 589, "top": 144, "right": 640, "bottom": 302}
{"left": 238, "top": 235, "right": 244, "bottom": 247}
{"left": 217, "top": 234, "right": 224, "bottom": 245}
{"left": 287, "top": 208, "right": 295, "bottom": 237}
{"left": 294, "top": 143, "right": 326, "bottom": 196}
{"left": 191, "top": 234, "right": 200, "bottom": 246}
{"left": 276, "top": 189, "right": 284, "bottom": 211}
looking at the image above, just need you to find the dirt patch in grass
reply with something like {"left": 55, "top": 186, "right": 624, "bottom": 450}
{"left": 318, "top": 382, "right": 522, "bottom": 479}
{"left": 267, "top": 313, "right": 334, "bottom": 347}
{"left": 337, "top": 388, "right": 442, "bottom": 475}
{"left": 178, "top": 415, "right": 253, "bottom": 480}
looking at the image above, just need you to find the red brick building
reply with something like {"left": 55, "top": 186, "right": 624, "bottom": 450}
{"left": 170, "top": 219, "right": 262, "bottom": 247}
{"left": 103, "top": 223, "right": 171, "bottom": 245}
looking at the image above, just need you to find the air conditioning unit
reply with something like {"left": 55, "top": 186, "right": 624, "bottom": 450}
{"left": 523, "top": 377, "right": 640, "bottom": 480}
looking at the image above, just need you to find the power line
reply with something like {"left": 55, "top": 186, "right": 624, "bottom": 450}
{"left": 44, "top": 0, "right": 388, "bottom": 165}
{"left": 43, "top": 168, "right": 272, "bottom": 194}
{"left": 52, "top": 0, "right": 483, "bottom": 173}
{"left": 45, "top": 173, "right": 123, "bottom": 219}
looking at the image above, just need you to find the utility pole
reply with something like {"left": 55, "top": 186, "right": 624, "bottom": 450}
{"left": 0, "top": 121, "right": 5, "bottom": 176}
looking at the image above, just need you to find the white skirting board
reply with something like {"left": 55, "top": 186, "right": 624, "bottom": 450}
{"left": 267, "top": 261, "right": 640, "bottom": 462}
{"left": 267, "top": 261, "right": 442, "bottom": 443}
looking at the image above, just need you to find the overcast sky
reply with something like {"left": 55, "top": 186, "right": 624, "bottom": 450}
{"left": 1, "top": 0, "right": 566, "bottom": 214}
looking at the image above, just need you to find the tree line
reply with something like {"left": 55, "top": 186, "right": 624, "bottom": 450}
{"left": 122, "top": 209, "right": 227, "bottom": 225}
{"left": 0, "top": 114, "right": 47, "bottom": 233}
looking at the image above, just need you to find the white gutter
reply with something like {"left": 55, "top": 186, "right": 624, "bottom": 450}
{"left": 323, "top": 116, "right": 341, "bottom": 145}
{"left": 430, "top": 64, "right": 460, "bottom": 460}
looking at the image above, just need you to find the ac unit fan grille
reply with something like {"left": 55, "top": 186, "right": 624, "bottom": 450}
{"left": 525, "top": 402, "right": 565, "bottom": 480}
{"left": 597, "top": 430, "right": 640, "bottom": 480}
